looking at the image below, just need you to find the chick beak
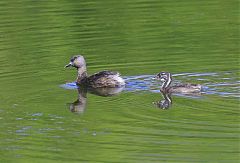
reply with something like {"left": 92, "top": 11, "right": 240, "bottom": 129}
{"left": 65, "top": 62, "right": 73, "bottom": 68}
{"left": 153, "top": 75, "right": 160, "bottom": 80}
{"left": 160, "top": 78, "right": 165, "bottom": 82}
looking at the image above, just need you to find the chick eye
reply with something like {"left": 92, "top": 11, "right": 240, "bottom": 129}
{"left": 70, "top": 57, "right": 77, "bottom": 62}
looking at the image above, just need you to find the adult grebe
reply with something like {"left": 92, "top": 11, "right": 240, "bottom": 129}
{"left": 65, "top": 55, "right": 125, "bottom": 88}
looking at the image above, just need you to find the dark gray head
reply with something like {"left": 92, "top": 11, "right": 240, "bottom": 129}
{"left": 155, "top": 72, "right": 173, "bottom": 89}
{"left": 65, "top": 55, "right": 86, "bottom": 69}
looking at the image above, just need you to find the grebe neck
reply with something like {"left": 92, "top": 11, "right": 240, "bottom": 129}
{"left": 161, "top": 74, "right": 172, "bottom": 90}
{"left": 76, "top": 67, "right": 88, "bottom": 85}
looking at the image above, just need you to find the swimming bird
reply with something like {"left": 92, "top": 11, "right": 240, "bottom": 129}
{"left": 65, "top": 55, "right": 125, "bottom": 88}
{"left": 155, "top": 72, "right": 202, "bottom": 93}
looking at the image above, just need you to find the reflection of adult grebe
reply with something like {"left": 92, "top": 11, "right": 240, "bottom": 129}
{"left": 153, "top": 92, "right": 172, "bottom": 109}
{"left": 68, "top": 87, "right": 124, "bottom": 113}
{"left": 68, "top": 88, "right": 87, "bottom": 113}
{"left": 155, "top": 72, "right": 202, "bottom": 93}
{"left": 65, "top": 55, "right": 125, "bottom": 88}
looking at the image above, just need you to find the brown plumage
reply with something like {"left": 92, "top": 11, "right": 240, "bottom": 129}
{"left": 65, "top": 55, "right": 125, "bottom": 88}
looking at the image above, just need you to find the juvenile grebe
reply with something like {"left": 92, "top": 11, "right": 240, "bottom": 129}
{"left": 65, "top": 55, "right": 125, "bottom": 88}
{"left": 156, "top": 72, "right": 202, "bottom": 93}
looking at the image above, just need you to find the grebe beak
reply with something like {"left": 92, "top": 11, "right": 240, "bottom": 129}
{"left": 65, "top": 62, "right": 73, "bottom": 68}
{"left": 153, "top": 75, "right": 160, "bottom": 80}
{"left": 160, "top": 78, "right": 165, "bottom": 82}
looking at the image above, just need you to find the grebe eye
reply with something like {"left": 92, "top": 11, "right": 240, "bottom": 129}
{"left": 70, "top": 57, "right": 77, "bottom": 62}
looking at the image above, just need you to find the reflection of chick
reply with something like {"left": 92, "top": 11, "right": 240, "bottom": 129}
{"left": 153, "top": 92, "right": 172, "bottom": 109}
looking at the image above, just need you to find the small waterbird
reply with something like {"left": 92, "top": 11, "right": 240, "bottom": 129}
{"left": 65, "top": 55, "right": 125, "bottom": 88}
{"left": 155, "top": 72, "right": 202, "bottom": 93}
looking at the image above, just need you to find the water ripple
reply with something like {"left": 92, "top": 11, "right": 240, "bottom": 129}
{"left": 61, "top": 71, "right": 239, "bottom": 98}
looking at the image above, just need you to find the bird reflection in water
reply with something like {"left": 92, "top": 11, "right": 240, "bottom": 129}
{"left": 68, "top": 87, "right": 124, "bottom": 113}
{"left": 153, "top": 90, "right": 203, "bottom": 109}
{"left": 153, "top": 91, "right": 172, "bottom": 109}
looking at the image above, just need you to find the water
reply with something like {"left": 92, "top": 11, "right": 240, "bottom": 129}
{"left": 0, "top": 0, "right": 239, "bottom": 162}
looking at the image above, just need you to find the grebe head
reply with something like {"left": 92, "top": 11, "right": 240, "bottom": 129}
{"left": 65, "top": 55, "right": 86, "bottom": 69}
{"left": 156, "top": 72, "right": 172, "bottom": 82}
{"left": 155, "top": 72, "right": 172, "bottom": 89}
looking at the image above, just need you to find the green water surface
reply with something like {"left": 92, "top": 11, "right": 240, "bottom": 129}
{"left": 0, "top": 0, "right": 239, "bottom": 163}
